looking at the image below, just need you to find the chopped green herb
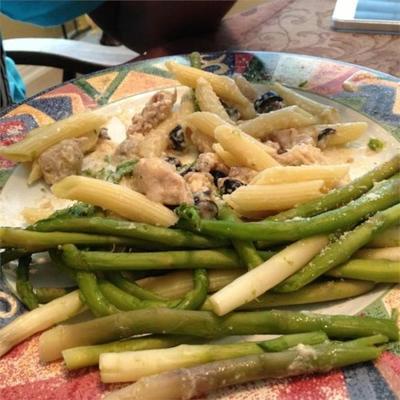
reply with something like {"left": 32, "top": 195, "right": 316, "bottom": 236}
{"left": 48, "top": 202, "right": 98, "bottom": 219}
{"left": 113, "top": 160, "right": 138, "bottom": 182}
{"left": 368, "top": 138, "right": 385, "bottom": 152}
{"left": 82, "top": 160, "right": 138, "bottom": 184}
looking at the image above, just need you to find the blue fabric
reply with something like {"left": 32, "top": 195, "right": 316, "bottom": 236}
{"left": 5, "top": 57, "right": 26, "bottom": 103}
{"left": 1, "top": 0, "right": 104, "bottom": 103}
{"left": 0, "top": 1, "right": 104, "bottom": 27}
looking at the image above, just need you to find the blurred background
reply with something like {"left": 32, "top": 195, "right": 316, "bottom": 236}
{"left": 1, "top": 0, "right": 264, "bottom": 98}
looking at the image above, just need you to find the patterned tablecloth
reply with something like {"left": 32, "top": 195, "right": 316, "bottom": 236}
{"left": 0, "top": 51, "right": 399, "bottom": 399}
{"left": 139, "top": 0, "right": 400, "bottom": 77}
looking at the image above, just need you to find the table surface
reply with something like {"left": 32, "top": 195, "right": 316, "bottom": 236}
{"left": 137, "top": 0, "right": 400, "bottom": 77}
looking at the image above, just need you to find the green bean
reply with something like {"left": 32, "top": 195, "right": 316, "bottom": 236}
{"left": 16, "top": 255, "right": 38, "bottom": 310}
{"left": 32, "top": 216, "right": 228, "bottom": 249}
{"left": 0, "top": 228, "right": 163, "bottom": 252}
{"left": 177, "top": 177, "right": 399, "bottom": 241}
{"left": 75, "top": 271, "right": 119, "bottom": 317}
{"left": 219, "top": 206, "right": 263, "bottom": 270}
{"left": 175, "top": 269, "right": 208, "bottom": 310}
{"left": 269, "top": 154, "right": 400, "bottom": 221}
{"left": 238, "top": 279, "right": 375, "bottom": 309}
{"left": 107, "top": 272, "right": 167, "bottom": 301}
{"left": 39, "top": 309, "right": 399, "bottom": 361}
{"left": 326, "top": 259, "right": 400, "bottom": 282}
{"left": 274, "top": 203, "right": 400, "bottom": 292}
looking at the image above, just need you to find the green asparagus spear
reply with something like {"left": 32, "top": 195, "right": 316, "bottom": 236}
{"left": 75, "top": 271, "right": 119, "bottom": 317}
{"left": 218, "top": 206, "right": 263, "bottom": 270}
{"left": 62, "top": 335, "right": 203, "bottom": 370}
{"left": 326, "top": 259, "right": 400, "bottom": 282}
{"left": 16, "top": 255, "right": 39, "bottom": 310}
{"left": 101, "top": 269, "right": 208, "bottom": 311}
{"left": 237, "top": 279, "right": 375, "bottom": 309}
{"left": 270, "top": 154, "right": 400, "bottom": 221}
{"left": 189, "top": 52, "right": 202, "bottom": 69}
{"left": 38, "top": 308, "right": 399, "bottom": 361}
{"left": 98, "top": 279, "right": 178, "bottom": 311}
{"left": 258, "top": 331, "right": 328, "bottom": 351}
{"left": 35, "top": 287, "right": 75, "bottom": 303}
{"left": 99, "top": 331, "right": 330, "bottom": 383}
{"left": 60, "top": 244, "right": 240, "bottom": 271}
{"left": 177, "top": 177, "right": 400, "bottom": 241}
{"left": 104, "top": 344, "right": 383, "bottom": 400}
{"left": 0, "top": 228, "right": 163, "bottom": 251}
{"left": 32, "top": 216, "right": 229, "bottom": 249}
{"left": 336, "top": 334, "right": 389, "bottom": 348}
{"left": 175, "top": 269, "right": 208, "bottom": 310}
{"left": 0, "top": 249, "right": 28, "bottom": 266}
{"left": 274, "top": 203, "right": 400, "bottom": 292}
{"left": 107, "top": 272, "right": 168, "bottom": 301}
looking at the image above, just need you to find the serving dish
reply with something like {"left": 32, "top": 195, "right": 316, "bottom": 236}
{"left": 0, "top": 51, "right": 399, "bottom": 399}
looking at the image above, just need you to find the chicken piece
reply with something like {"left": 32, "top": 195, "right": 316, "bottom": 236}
{"left": 128, "top": 90, "right": 177, "bottom": 136}
{"left": 190, "top": 130, "right": 215, "bottom": 153}
{"left": 114, "top": 135, "right": 144, "bottom": 160}
{"left": 185, "top": 172, "right": 215, "bottom": 194}
{"left": 115, "top": 129, "right": 170, "bottom": 161}
{"left": 132, "top": 158, "right": 193, "bottom": 205}
{"left": 276, "top": 144, "right": 327, "bottom": 166}
{"left": 269, "top": 128, "right": 315, "bottom": 152}
{"left": 228, "top": 167, "right": 258, "bottom": 183}
{"left": 195, "top": 152, "right": 229, "bottom": 174}
{"left": 38, "top": 139, "right": 83, "bottom": 185}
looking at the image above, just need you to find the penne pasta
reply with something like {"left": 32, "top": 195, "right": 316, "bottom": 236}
{"left": 77, "top": 130, "right": 100, "bottom": 154}
{"left": 314, "top": 122, "right": 368, "bottom": 146}
{"left": 214, "top": 125, "right": 280, "bottom": 171}
{"left": 233, "top": 74, "right": 258, "bottom": 102}
{"left": 185, "top": 111, "right": 231, "bottom": 138}
{"left": 166, "top": 61, "right": 256, "bottom": 119}
{"left": 195, "top": 77, "right": 232, "bottom": 122}
{"left": 225, "top": 180, "right": 325, "bottom": 212}
{"left": 26, "top": 160, "right": 43, "bottom": 185}
{"left": 51, "top": 175, "right": 178, "bottom": 227}
{"left": 270, "top": 82, "right": 339, "bottom": 123}
{"left": 238, "top": 106, "right": 317, "bottom": 139}
{"left": 250, "top": 164, "right": 350, "bottom": 188}
{"left": 0, "top": 112, "right": 106, "bottom": 162}
{"left": 212, "top": 143, "right": 243, "bottom": 167}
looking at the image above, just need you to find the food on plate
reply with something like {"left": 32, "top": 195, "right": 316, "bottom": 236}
{"left": 0, "top": 57, "right": 399, "bottom": 400}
